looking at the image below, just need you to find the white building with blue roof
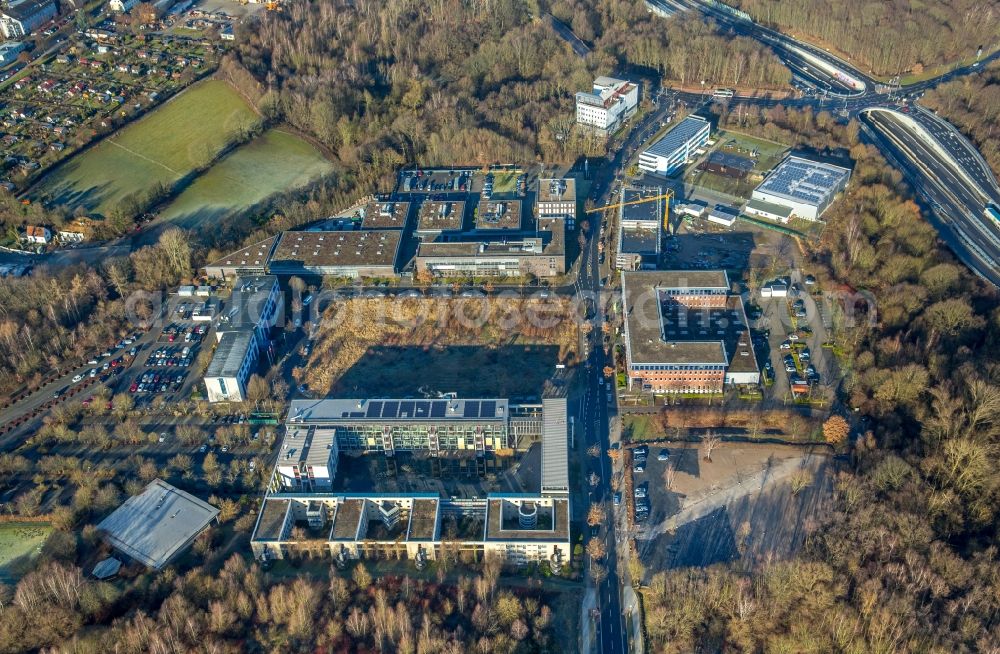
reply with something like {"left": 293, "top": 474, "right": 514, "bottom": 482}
{"left": 638, "top": 115, "right": 711, "bottom": 176}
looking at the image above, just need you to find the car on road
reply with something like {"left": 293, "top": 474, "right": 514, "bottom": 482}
{"left": 804, "top": 275, "right": 816, "bottom": 285}
{"left": 613, "top": 492, "right": 621, "bottom": 506}
{"left": 788, "top": 333, "right": 800, "bottom": 341}
{"left": 460, "top": 289, "right": 485, "bottom": 298}
{"left": 158, "top": 433, "right": 166, "bottom": 443}
{"left": 199, "top": 444, "right": 207, "bottom": 453}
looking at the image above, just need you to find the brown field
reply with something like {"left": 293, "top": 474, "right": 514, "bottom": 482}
{"left": 300, "top": 298, "right": 581, "bottom": 398}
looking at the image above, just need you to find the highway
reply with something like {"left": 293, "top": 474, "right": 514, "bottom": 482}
{"left": 862, "top": 108, "right": 1000, "bottom": 286}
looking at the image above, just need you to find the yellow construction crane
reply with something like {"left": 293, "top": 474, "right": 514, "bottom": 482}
{"left": 586, "top": 189, "right": 674, "bottom": 231}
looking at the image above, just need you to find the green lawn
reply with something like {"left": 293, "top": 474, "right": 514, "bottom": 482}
{"left": 490, "top": 171, "right": 519, "bottom": 194}
{"left": 714, "top": 130, "right": 789, "bottom": 172}
{"left": 31, "top": 80, "right": 259, "bottom": 216}
{"left": 0, "top": 522, "right": 52, "bottom": 584}
{"left": 156, "top": 129, "right": 334, "bottom": 232}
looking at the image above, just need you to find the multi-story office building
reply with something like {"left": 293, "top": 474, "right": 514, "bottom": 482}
{"left": 275, "top": 427, "right": 339, "bottom": 491}
{"left": 251, "top": 493, "right": 571, "bottom": 568}
{"left": 415, "top": 218, "right": 565, "bottom": 279}
{"left": 203, "top": 275, "right": 281, "bottom": 403}
{"left": 536, "top": 178, "right": 577, "bottom": 228}
{"left": 616, "top": 187, "right": 664, "bottom": 271}
{"left": 575, "top": 77, "right": 639, "bottom": 133}
{"left": 621, "top": 270, "right": 759, "bottom": 393}
{"left": 638, "top": 115, "right": 711, "bottom": 176}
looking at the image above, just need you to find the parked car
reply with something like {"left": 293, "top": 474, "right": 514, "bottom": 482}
{"left": 613, "top": 492, "right": 621, "bottom": 506}
{"left": 657, "top": 449, "right": 670, "bottom": 461}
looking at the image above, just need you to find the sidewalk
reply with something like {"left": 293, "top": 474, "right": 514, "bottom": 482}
{"left": 580, "top": 585, "right": 598, "bottom": 654}
{"left": 623, "top": 585, "right": 643, "bottom": 654}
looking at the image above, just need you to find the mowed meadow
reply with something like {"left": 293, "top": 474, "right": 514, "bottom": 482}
{"left": 29, "top": 79, "right": 332, "bottom": 230}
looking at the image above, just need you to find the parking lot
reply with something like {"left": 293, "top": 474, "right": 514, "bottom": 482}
{"left": 749, "top": 272, "right": 837, "bottom": 405}
{"left": 629, "top": 442, "right": 835, "bottom": 574}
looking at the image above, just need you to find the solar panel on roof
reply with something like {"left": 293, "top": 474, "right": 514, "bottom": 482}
{"left": 350, "top": 412, "right": 365, "bottom": 417}
{"left": 414, "top": 401, "right": 429, "bottom": 417}
{"left": 481, "top": 400, "right": 496, "bottom": 417}
{"left": 399, "top": 401, "right": 414, "bottom": 416}
{"left": 431, "top": 401, "right": 446, "bottom": 417}
{"left": 382, "top": 401, "right": 399, "bottom": 417}
{"left": 366, "top": 401, "right": 383, "bottom": 418}
{"left": 463, "top": 401, "right": 480, "bottom": 418}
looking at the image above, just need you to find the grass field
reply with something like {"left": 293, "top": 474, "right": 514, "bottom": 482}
{"left": 0, "top": 522, "right": 52, "bottom": 584}
{"left": 31, "top": 80, "right": 259, "bottom": 216}
{"left": 156, "top": 129, "right": 334, "bottom": 232}
{"left": 490, "top": 171, "right": 519, "bottom": 194}
{"left": 715, "top": 130, "right": 788, "bottom": 172}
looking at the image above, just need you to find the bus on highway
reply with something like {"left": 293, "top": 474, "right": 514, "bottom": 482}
{"left": 712, "top": 88, "right": 735, "bottom": 98}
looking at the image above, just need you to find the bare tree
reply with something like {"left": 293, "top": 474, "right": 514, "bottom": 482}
{"left": 662, "top": 462, "right": 677, "bottom": 491}
{"left": 702, "top": 434, "right": 721, "bottom": 462}
{"left": 586, "top": 537, "right": 606, "bottom": 560}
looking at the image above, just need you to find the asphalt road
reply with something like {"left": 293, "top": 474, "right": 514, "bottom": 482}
{"left": 862, "top": 109, "right": 1000, "bottom": 287}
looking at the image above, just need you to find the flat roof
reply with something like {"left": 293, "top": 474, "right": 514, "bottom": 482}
{"left": 644, "top": 116, "right": 710, "bottom": 159}
{"left": 755, "top": 155, "right": 851, "bottom": 207}
{"left": 97, "top": 479, "right": 219, "bottom": 569}
{"left": 330, "top": 499, "right": 364, "bottom": 540}
{"left": 417, "top": 200, "right": 465, "bottom": 232}
{"left": 269, "top": 230, "right": 400, "bottom": 272}
{"left": 406, "top": 499, "right": 440, "bottom": 541}
{"left": 205, "top": 235, "right": 278, "bottom": 271}
{"left": 537, "top": 178, "right": 577, "bottom": 204}
{"left": 289, "top": 398, "right": 510, "bottom": 423}
{"left": 254, "top": 498, "right": 290, "bottom": 540}
{"left": 619, "top": 227, "right": 660, "bottom": 255}
{"left": 621, "top": 187, "right": 663, "bottom": 224}
{"left": 485, "top": 497, "right": 570, "bottom": 541}
{"left": 417, "top": 218, "right": 564, "bottom": 259}
{"left": 283, "top": 426, "right": 336, "bottom": 468}
{"left": 622, "top": 271, "right": 735, "bottom": 365}
{"left": 359, "top": 200, "right": 410, "bottom": 230}
{"left": 745, "top": 198, "right": 793, "bottom": 218}
{"left": 205, "top": 329, "right": 255, "bottom": 379}
{"left": 475, "top": 200, "right": 522, "bottom": 230}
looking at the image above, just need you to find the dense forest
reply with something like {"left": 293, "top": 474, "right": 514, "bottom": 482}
{"left": 0, "top": 547, "right": 566, "bottom": 652}
{"left": 728, "top": 0, "right": 1000, "bottom": 76}
{"left": 922, "top": 62, "right": 1000, "bottom": 178}
{"left": 640, "top": 103, "right": 1000, "bottom": 652}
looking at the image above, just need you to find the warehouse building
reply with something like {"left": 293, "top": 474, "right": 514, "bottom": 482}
{"left": 638, "top": 115, "right": 711, "bottom": 176}
{"left": 575, "top": 76, "right": 639, "bottom": 133}
{"left": 97, "top": 480, "right": 219, "bottom": 570}
{"left": 268, "top": 230, "right": 402, "bottom": 278}
{"left": 751, "top": 155, "right": 851, "bottom": 222}
{"left": 621, "top": 270, "right": 759, "bottom": 393}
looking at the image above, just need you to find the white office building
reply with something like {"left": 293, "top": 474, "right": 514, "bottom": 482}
{"left": 751, "top": 155, "right": 851, "bottom": 222}
{"left": 575, "top": 77, "right": 639, "bottom": 133}
{"left": 203, "top": 275, "right": 281, "bottom": 403}
{"left": 275, "top": 426, "right": 339, "bottom": 491}
{"left": 638, "top": 115, "right": 711, "bottom": 176}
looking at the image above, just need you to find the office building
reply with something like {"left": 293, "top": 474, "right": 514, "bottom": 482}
{"left": 252, "top": 389, "right": 571, "bottom": 568}
{"left": 97, "top": 479, "right": 219, "bottom": 570}
{"left": 276, "top": 426, "right": 339, "bottom": 491}
{"left": 638, "top": 115, "right": 711, "bottom": 176}
{"left": 203, "top": 275, "right": 280, "bottom": 403}
{"left": 751, "top": 155, "right": 851, "bottom": 222}
{"left": 0, "top": 0, "right": 56, "bottom": 38}
{"left": 575, "top": 76, "right": 639, "bottom": 133}
{"left": 415, "top": 218, "right": 565, "bottom": 279}
{"left": 415, "top": 200, "right": 466, "bottom": 238}
{"left": 616, "top": 187, "right": 664, "bottom": 271}
{"left": 251, "top": 493, "right": 570, "bottom": 568}
{"left": 621, "top": 270, "right": 759, "bottom": 393}
{"left": 0, "top": 40, "right": 25, "bottom": 66}
{"left": 536, "top": 178, "right": 577, "bottom": 227}
{"left": 268, "top": 230, "right": 401, "bottom": 278}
